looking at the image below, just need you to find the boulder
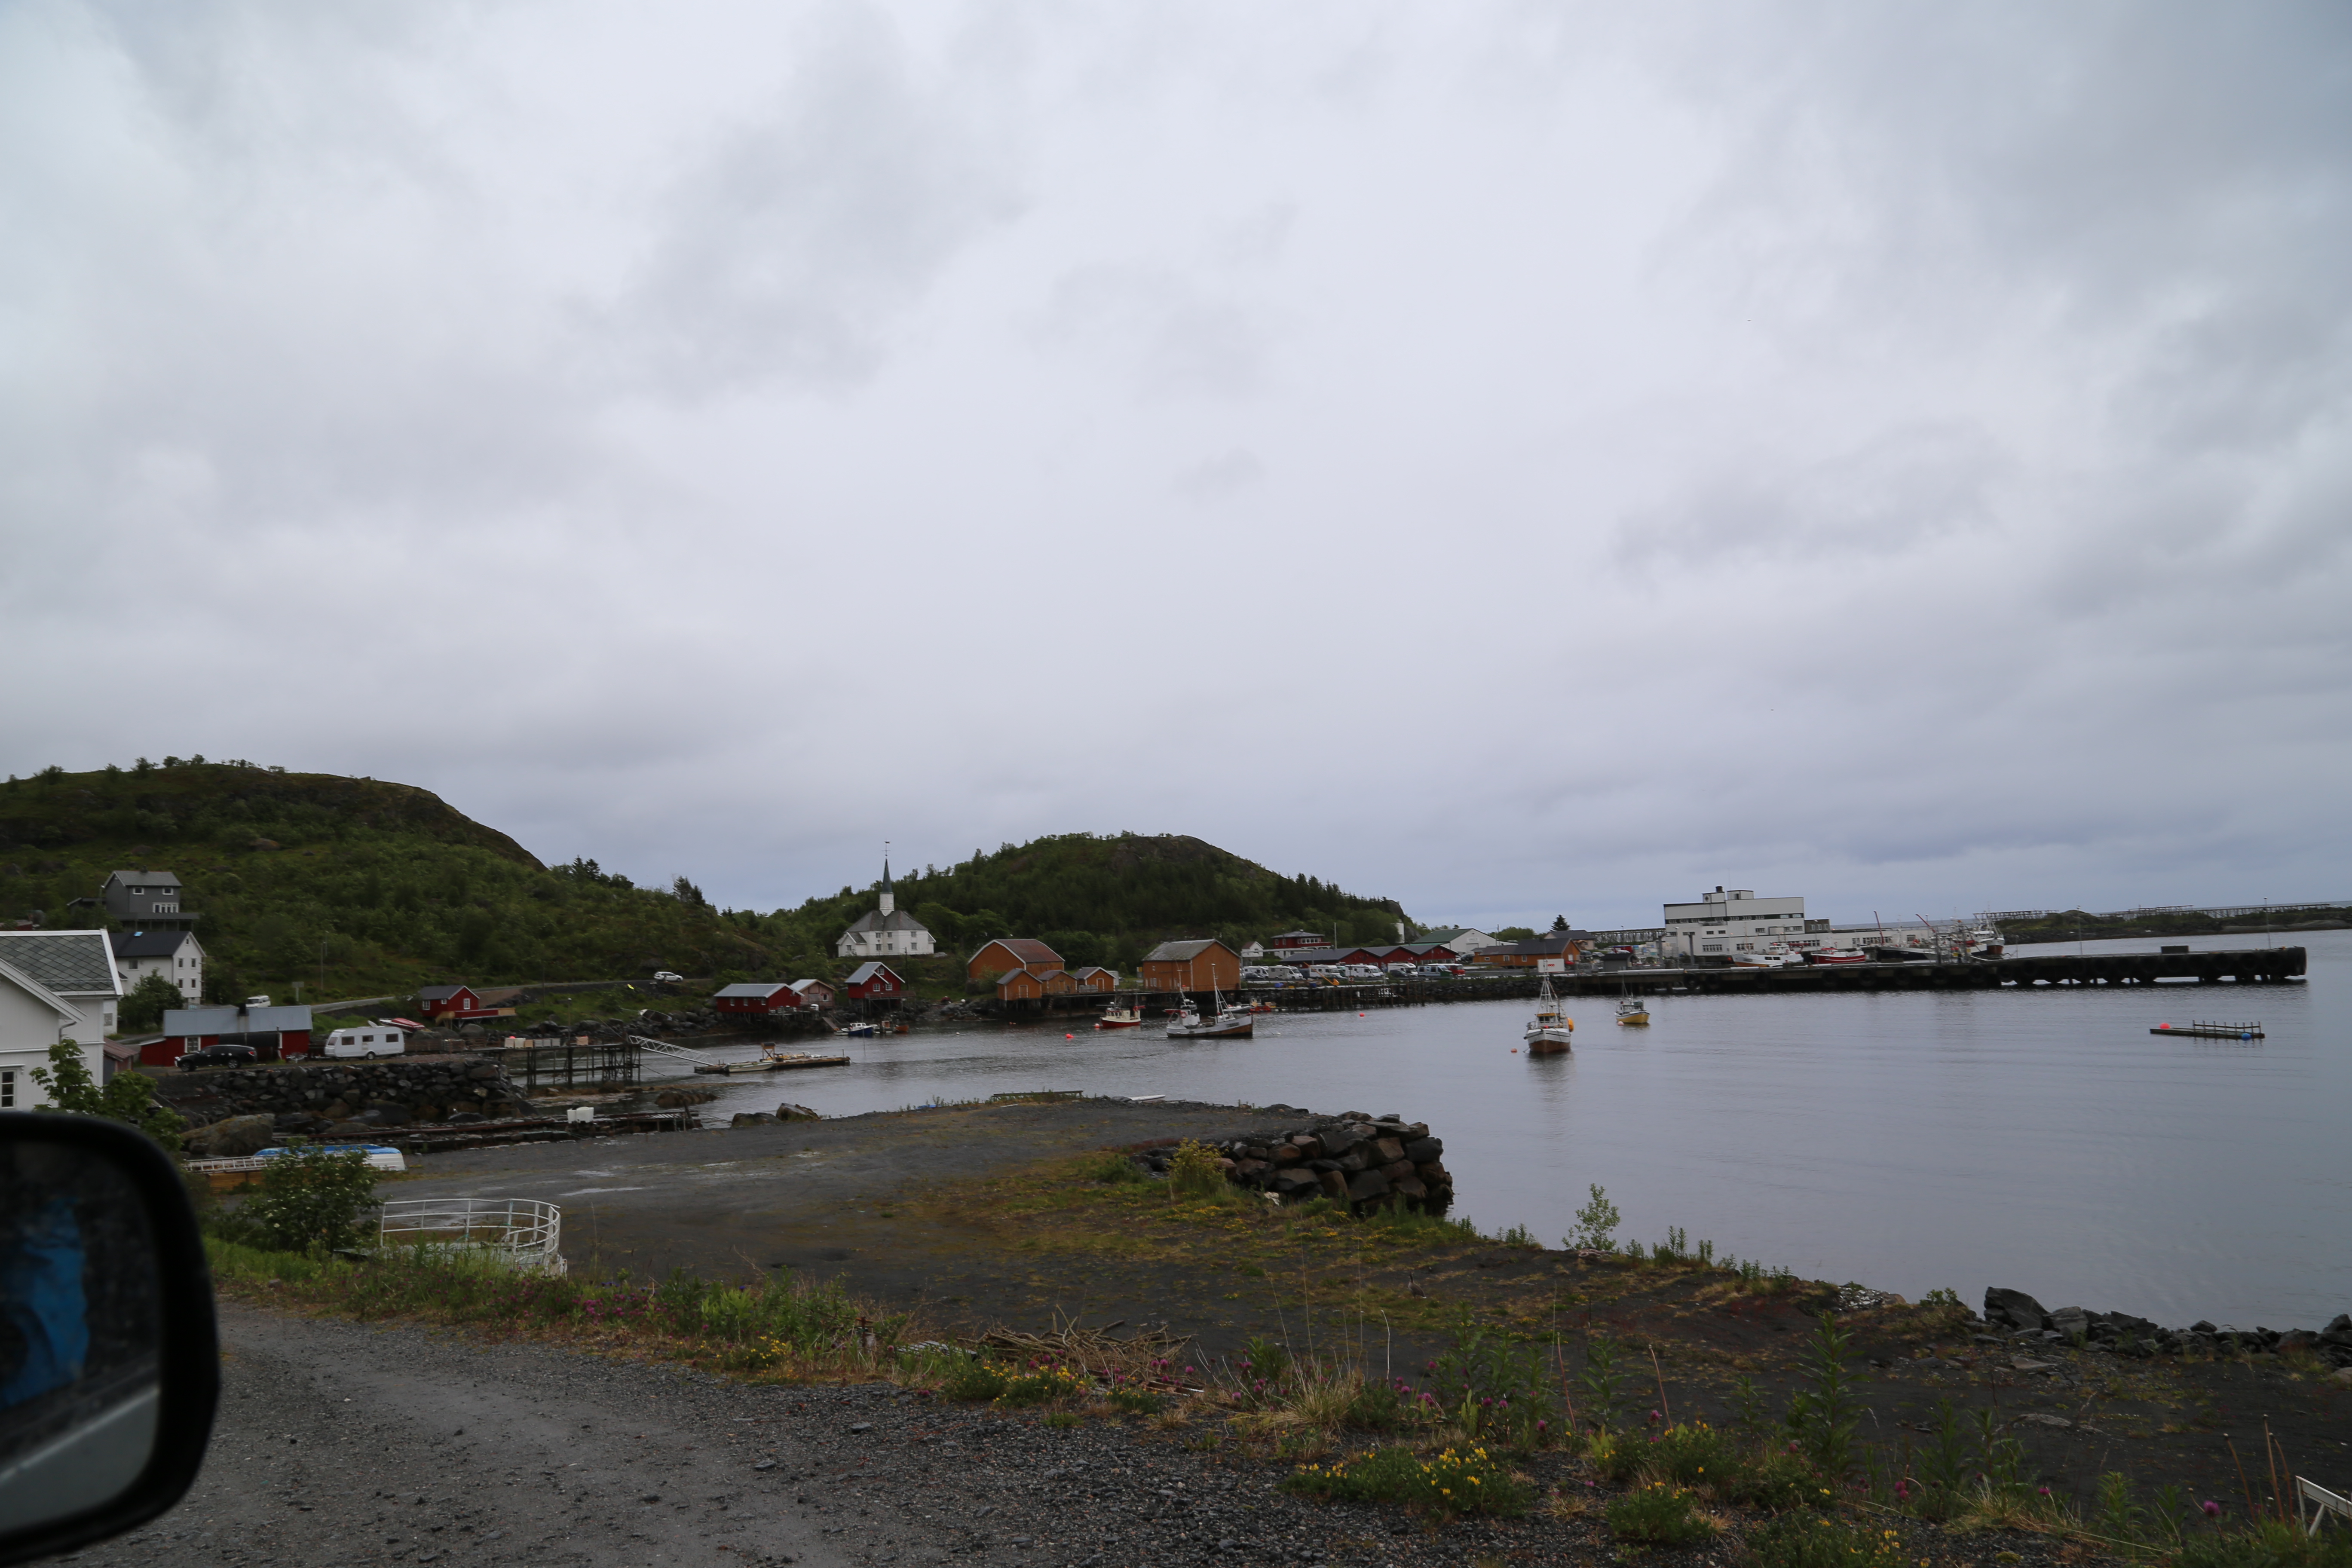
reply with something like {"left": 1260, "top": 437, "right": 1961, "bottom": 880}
{"left": 1983, "top": 1288, "right": 2050, "bottom": 1332}
{"left": 2327, "top": 1314, "right": 2350, "bottom": 1335}
{"left": 1319, "top": 1126, "right": 1364, "bottom": 1158}
{"left": 732, "top": 1112, "right": 778, "bottom": 1127}
{"left": 775, "top": 1104, "right": 821, "bottom": 1122}
{"left": 1271, "top": 1171, "right": 1317, "bottom": 1196}
{"left": 1289, "top": 1134, "right": 1324, "bottom": 1158}
{"left": 1372, "top": 1137, "right": 1405, "bottom": 1164}
{"left": 190, "top": 1114, "right": 276, "bottom": 1158}
{"left": 1381, "top": 1160, "right": 1416, "bottom": 1183}
{"left": 1402, "top": 1136, "right": 1443, "bottom": 1164}
{"left": 1392, "top": 1176, "right": 1428, "bottom": 1201}
{"left": 1270, "top": 1145, "right": 1302, "bottom": 1166}
{"left": 358, "top": 1106, "right": 410, "bottom": 1128}
{"left": 1344, "top": 1169, "right": 1390, "bottom": 1201}
{"left": 2049, "top": 1306, "right": 2090, "bottom": 1339}
{"left": 1315, "top": 1170, "right": 1348, "bottom": 1202}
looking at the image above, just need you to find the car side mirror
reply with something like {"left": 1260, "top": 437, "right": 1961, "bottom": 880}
{"left": 0, "top": 1112, "right": 218, "bottom": 1565}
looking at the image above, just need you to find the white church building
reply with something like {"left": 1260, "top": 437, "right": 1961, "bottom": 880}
{"left": 835, "top": 858, "right": 936, "bottom": 959}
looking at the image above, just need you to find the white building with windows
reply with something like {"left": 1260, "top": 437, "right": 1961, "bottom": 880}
{"left": 1663, "top": 888, "right": 1816, "bottom": 958}
{"left": 114, "top": 929, "right": 205, "bottom": 1000}
{"left": 0, "top": 930, "right": 122, "bottom": 1106}
{"left": 834, "top": 858, "right": 936, "bottom": 959}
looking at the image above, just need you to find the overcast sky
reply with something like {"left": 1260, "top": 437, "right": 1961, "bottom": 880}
{"left": 6, "top": 0, "right": 2348, "bottom": 930}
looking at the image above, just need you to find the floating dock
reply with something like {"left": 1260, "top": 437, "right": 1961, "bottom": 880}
{"left": 695, "top": 1052, "right": 851, "bottom": 1075}
{"left": 2150, "top": 1021, "right": 2266, "bottom": 1039}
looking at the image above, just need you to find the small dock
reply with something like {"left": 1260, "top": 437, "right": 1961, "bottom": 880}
{"left": 2150, "top": 1021, "right": 2266, "bottom": 1039}
{"left": 695, "top": 1052, "right": 851, "bottom": 1075}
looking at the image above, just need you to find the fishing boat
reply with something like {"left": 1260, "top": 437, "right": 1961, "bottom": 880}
{"left": 1094, "top": 1005, "right": 1145, "bottom": 1030}
{"left": 1524, "top": 976, "right": 1573, "bottom": 1054}
{"left": 1615, "top": 994, "right": 1650, "bottom": 1026}
{"left": 839, "top": 1022, "right": 879, "bottom": 1038}
{"left": 1166, "top": 990, "right": 1255, "bottom": 1039}
{"left": 1803, "top": 947, "right": 1870, "bottom": 965}
{"left": 1730, "top": 946, "right": 1800, "bottom": 968}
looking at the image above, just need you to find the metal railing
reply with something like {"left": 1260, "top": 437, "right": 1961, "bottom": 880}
{"left": 626, "top": 1033, "right": 722, "bottom": 1068}
{"left": 377, "top": 1197, "right": 566, "bottom": 1276}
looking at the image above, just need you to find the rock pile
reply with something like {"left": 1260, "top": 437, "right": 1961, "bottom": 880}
{"left": 164, "top": 1058, "right": 533, "bottom": 1151}
{"left": 1983, "top": 1287, "right": 2352, "bottom": 1367}
{"left": 1133, "top": 1111, "right": 1452, "bottom": 1216}
{"left": 730, "top": 1103, "right": 822, "bottom": 1127}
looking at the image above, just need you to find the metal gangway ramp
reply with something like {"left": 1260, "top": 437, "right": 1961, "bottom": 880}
{"left": 628, "top": 1033, "right": 723, "bottom": 1068}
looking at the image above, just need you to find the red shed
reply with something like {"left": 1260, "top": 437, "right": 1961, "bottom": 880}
{"left": 842, "top": 962, "right": 904, "bottom": 1002}
{"left": 418, "top": 984, "right": 481, "bottom": 1020}
{"left": 713, "top": 982, "right": 802, "bottom": 1015}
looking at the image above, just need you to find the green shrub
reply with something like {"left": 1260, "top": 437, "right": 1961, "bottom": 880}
{"left": 1343, "top": 1375, "right": 1415, "bottom": 1432}
{"left": 1607, "top": 1483, "right": 1716, "bottom": 1545}
{"left": 1083, "top": 1151, "right": 1147, "bottom": 1184}
{"left": 1283, "top": 1445, "right": 1530, "bottom": 1519}
{"left": 1721, "top": 1446, "right": 1828, "bottom": 1512}
{"left": 941, "top": 1356, "right": 1009, "bottom": 1402}
{"left": 996, "top": 1364, "right": 1091, "bottom": 1407}
{"left": 1167, "top": 1139, "right": 1226, "bottom": 1200}
{"left": 29, "top": 1041, "right": 185, "bottom": 1146}
{"left": 1107, "top": 1388, "right": 1166, "bottom": 1415}
{"left": 1648, "top": 1420, "right": 1731, "bottom": 1486}
{"left": 1746, "top": 1513, "right": 1914, "bottom": 1568}
{"left": 218, "top": 1145, "right": 379, "bottom": 1254}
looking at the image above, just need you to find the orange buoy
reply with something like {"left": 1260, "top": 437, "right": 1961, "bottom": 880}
{"left": 1065, "top": 1032, "right": 1074, "bottom": 1040}
{"left": 1512, "top": 1047, "right": 1519, "bottom": 1054}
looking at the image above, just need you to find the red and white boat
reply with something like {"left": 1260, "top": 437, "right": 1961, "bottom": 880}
{"left": 1094, "top": 1005, "right": 1145, "bottom": 1030}
{"left": 1804, "top": 947, "right": 1870, "bottom": 965}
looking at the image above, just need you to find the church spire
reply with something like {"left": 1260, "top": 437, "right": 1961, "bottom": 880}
{"left": 879, "top": 842, "right": 894, "bottom": 916}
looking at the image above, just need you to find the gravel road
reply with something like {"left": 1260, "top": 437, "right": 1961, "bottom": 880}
{"left": 67, "top": 1302, "right": 1562, "bottom": 1568}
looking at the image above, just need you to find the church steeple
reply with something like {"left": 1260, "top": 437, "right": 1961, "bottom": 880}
{"left": 878, "top": 842, "right": 894, "bottom": 916}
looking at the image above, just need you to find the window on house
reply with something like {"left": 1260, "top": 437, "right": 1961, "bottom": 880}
{"left": 0, "top": 1069, "right": 13, "bottom": 1107}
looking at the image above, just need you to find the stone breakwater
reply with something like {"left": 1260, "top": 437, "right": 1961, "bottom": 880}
{"left": 1983, "top": 1287, "right": 2352, "bottom": 1369}
{"left": 1131, "top": 1109, "right": 1453, "bottom": 1216}
{"left": 161, "top": 1057, "right": 534, "bottom": 1138}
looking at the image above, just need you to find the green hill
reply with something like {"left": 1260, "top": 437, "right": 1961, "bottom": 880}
{"left": 0, "top": 763, "right": 1411, "bottom": 1001}
{"left": 796, "top": 832, "right": 1413, "bottom": 976}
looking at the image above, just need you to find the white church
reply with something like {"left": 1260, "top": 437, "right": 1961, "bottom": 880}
{"left": 834, "top": 855, "right": 936, "bottom": 959}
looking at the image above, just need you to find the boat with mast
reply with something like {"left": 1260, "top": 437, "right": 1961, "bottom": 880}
{"left": 1524, "top": 974, "right": 1573, "bottom": 1054}
{"left": 1166, "top": 989, "right": 1255, "bottom": 1039}
{"left": 1615, "top": 990, "right": 1650, "bottom": 1026}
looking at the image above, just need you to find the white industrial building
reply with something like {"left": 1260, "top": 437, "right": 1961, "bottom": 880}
{"left": 1663, "top": 888, "right": 1823, "bottom": 958}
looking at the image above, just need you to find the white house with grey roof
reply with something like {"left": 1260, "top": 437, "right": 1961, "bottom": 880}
{"left": 834, "top": 858, "right": 935, "bottom": 959}
{"left": 0, "top": 930, "right": 122, "bottom": 1107}
{"left": 113, "top": 929, "right": 205, "bottom": 1001}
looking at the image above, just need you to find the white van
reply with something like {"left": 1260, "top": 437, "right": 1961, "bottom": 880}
{"left": 322, "top": 1026, "right": 406, "bottom": 1059}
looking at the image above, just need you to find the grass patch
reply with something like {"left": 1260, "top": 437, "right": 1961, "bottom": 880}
{"left": 1746, "top": 1514, "right": 1914, "bottom": 1568}
{"left": 205, "top": 1236, "right": 906, "bottom": 1381}
{"left": 1605, "top": 1482, "right": 1717, "bottom": 1546}
{"left": 1283, "top": 1445, "right": 1530, "bottom": 1519}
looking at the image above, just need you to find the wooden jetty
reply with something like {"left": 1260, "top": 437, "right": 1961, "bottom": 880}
{"left": 695, "top": 1051, "right": 851, "bottom": 1075}
{"left": 2150, "top": 1021, "right": 2266, "bottom": 1039}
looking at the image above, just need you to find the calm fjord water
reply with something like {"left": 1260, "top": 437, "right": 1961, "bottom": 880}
{"left": 692, "top": 930, "right": 2348, "bottom": 1328}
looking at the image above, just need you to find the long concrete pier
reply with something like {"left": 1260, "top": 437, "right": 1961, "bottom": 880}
{"left": 986, "top": 946, "right": 2308, "bottom": 1017}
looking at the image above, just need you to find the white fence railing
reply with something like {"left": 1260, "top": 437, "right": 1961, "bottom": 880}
{"left": 378, "top": 1197, "right": 567, "bottom": 1276}
{"left": 628, "top": 1033, "right": 722, "bottom": 1068}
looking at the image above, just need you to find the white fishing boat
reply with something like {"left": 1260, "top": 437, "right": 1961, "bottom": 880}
{"left": 1524, "top": 975, "right": 1573, "bottom": 1054}
{"left": 1094, "top": 1005, "right": 1145, "bottom": 1030}
{"left": 1166, "top": 989, "right": 1255, "bottom": 1039}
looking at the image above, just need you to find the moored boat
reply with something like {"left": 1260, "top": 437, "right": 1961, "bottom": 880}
{"left": 1804, "top": 947, "right": 1870, "bottom": 965}
{"left": 1525, "top": 975, "right": 1573, "bottom": 1054}
{"left": 1167, "top": 989, "right": 1255, "bottom": 1039}
{"left": 1615, "top": 994, "right": 1650, "bottom": 1026}
{"left": 1094, "top": 1005, "right": 1145, "bottom": 1029}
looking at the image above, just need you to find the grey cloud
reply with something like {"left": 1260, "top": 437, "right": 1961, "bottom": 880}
{"left": 614, "top": 4, "right": 1021, "bottom": 394}
{"left": 1031, "top": 262, "right": 1271, "bottom": 399}
{"left": 1612, "top": 423, "right": 2005, "bottom": 570}
{"left": 1171, "top": 449, "right": 1265, "bottom": 502}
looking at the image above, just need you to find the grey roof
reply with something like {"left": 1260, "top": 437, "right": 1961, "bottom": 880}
{"left": 164, "top": 1004, "right": 312, "bottom": 1034}
{"left": 1477, "top": 931, "right": 1592, "bottom": 957}
{"left": 0, "top": 931, "right": 120, "bottom": 995}
{"left": 714, "top": 982, "right": 795, "bottom": 999}
{"left": 843, "top": 962, "right": 898, "bottom": 986}
{"left": 417, "top": 983, "right": 475, "bottom": 1001}
{"left": 1143, "top": 939, "right": 1228, "bottom": 963}
{"left": 113, "top": 930, "right": 199, "bottom": 960}
{"left": 104, "top": 870, "right": 182, "bottom": 890}
{"left": 1069, "top": 966, "right": 1116, "bottom": 979}
{"left": 789, "top": 977, "right": 834, "bottom": 993}
{"left": 841, "top": 906, "right": 930, "bottom": 934}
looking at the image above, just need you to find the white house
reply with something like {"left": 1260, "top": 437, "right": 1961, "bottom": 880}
{"left": 835, "top": 858, "right": 935, "bottom": 959}
{"left": 1663, "top": 888, "right": 1808, "bottom": 957}
{"left": 0, "top": 930, "right": 122, "bottom": 1107}
{"left": 1419, "top": 927, "right": 1498, "bottom": 957}
{"left": 113, "top": 929, "right": 205, "bottom": 1001}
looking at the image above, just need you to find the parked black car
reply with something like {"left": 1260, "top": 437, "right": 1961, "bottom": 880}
{"left": 175, "top": 1044, "right": 258, "bottom": 1071}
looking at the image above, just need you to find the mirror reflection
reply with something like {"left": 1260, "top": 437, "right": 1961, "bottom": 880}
{"left": 0, "top": 1140, "right": 162, "bottom": 1532}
